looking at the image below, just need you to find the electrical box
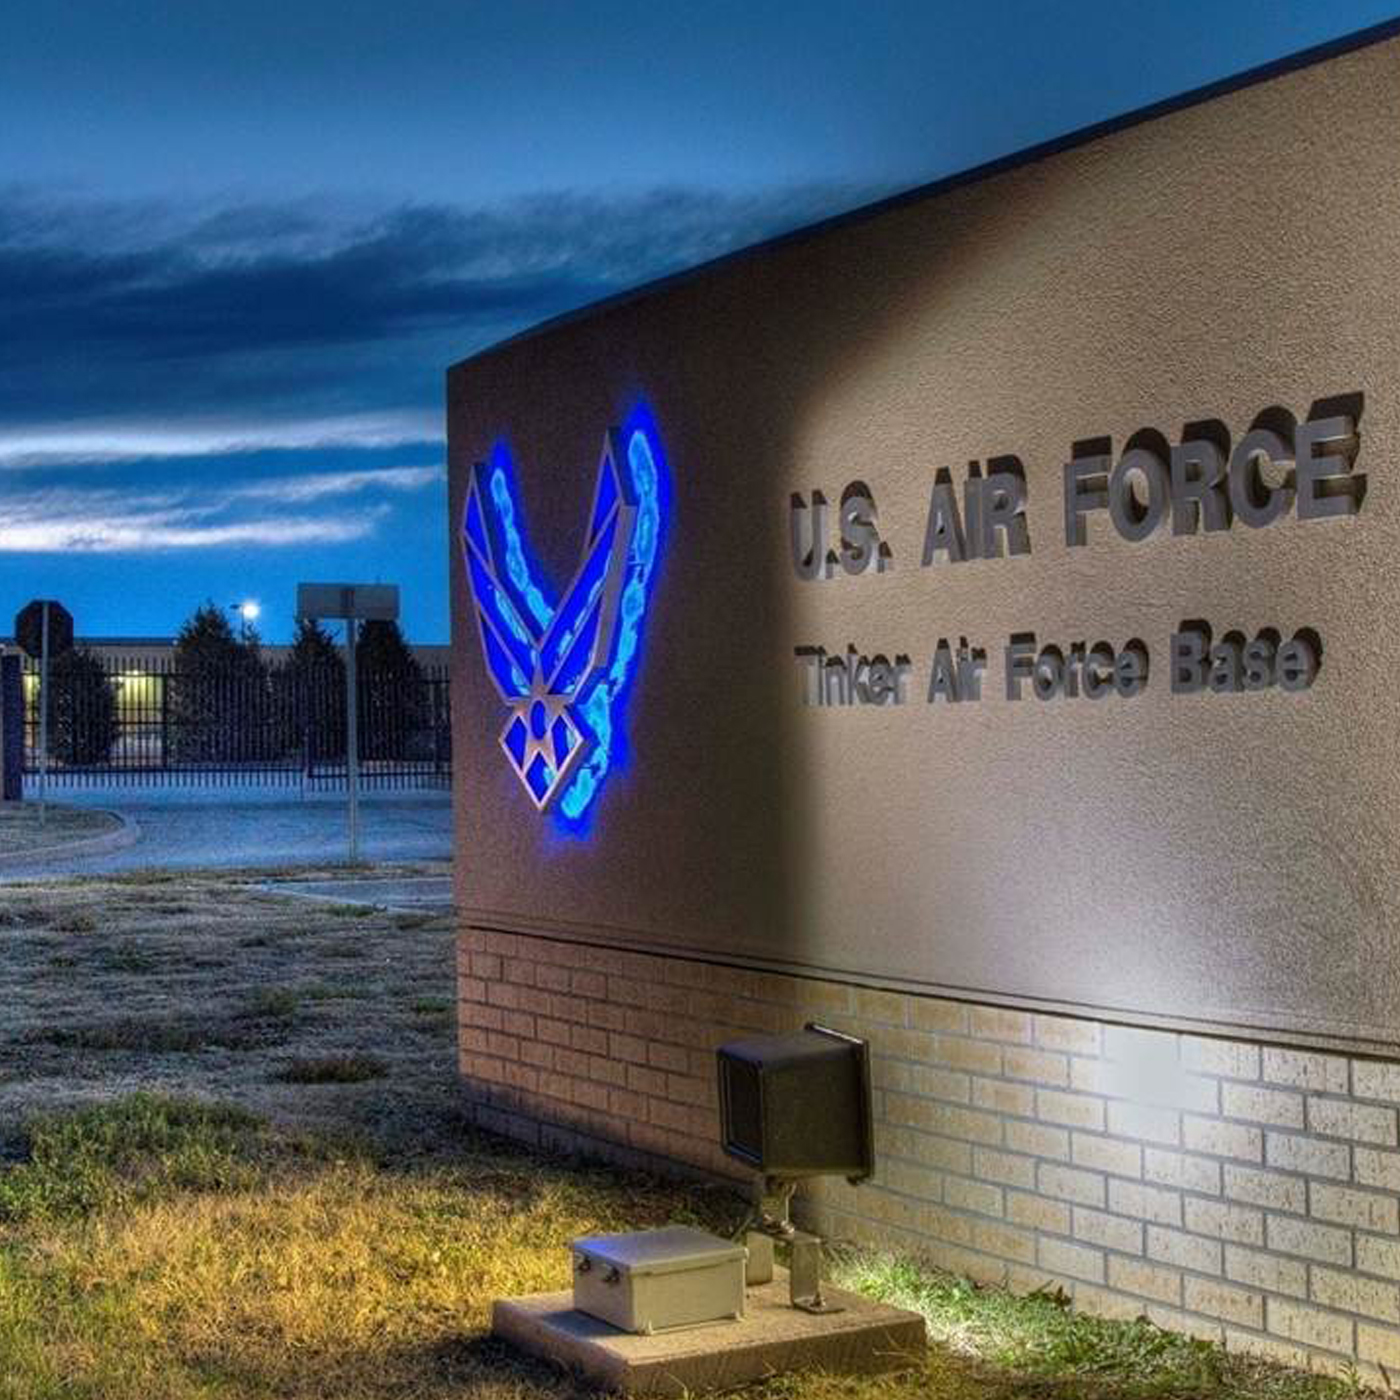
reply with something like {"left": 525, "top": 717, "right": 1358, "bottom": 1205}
{"left": 571, "top": 1226, "right": 747, "bottom": 1334}
{"left": 717, "top": 1023, "right": 874, "bottom": 1182}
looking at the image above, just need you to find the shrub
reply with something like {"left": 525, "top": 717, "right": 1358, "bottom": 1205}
{"left": 45, "top": 646, "right": 119, "bottom": 766}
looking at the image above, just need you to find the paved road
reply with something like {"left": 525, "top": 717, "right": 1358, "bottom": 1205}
{"left": 0, "top": 790, "right": 452, "bottom": 880}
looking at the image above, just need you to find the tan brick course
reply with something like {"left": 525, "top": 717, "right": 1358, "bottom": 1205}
{"left": 1221, "top": 1084, "right": 1305, "bottom": 1129}
{"left": 1310, "top": 1183, "right": 1399, "bottom": 1233}
{"left": 1357, "top": 1235, "right": 1400, "bottom": 1279}
{"left": 1267, "top": 1298, "right": 1354, "bottom": 1355}
{"left": 1107, "top": 1178, "right": 1181, "bottom": 1226}
{"left": 1307, "top": 1098, "right": 1397, "bottom": 1146}
{"left": 1108, "top": 1255, "right": 1182, "bottom": 1305}
{"left": 1311, "top": 1266, "right": 1400, "bottom": 1323}
{"left": 1224, "top": 1165, "right": 1307, "bottom": 1214}
{"left": 1143, "top": 1147, "right": 1221, "bottom": 1194}
{"left": 1225, "top": 1244, "right": 1307, "bottom": 1298}
{"left": 1263, "top": 1048, "right": 1349, "bottom": 1094}
{"left": 1356, "top": 1147, "right": 1400, "bottom": 1192}
{"left": 458, "top": 926, "right": 1400, "bottom": 1372}
{"left": 1184, "top": 1277, "right": 1265, "bottom": 1329}
{"left": 1071, "top": 1133, "right": 1142, "bottom": 1179}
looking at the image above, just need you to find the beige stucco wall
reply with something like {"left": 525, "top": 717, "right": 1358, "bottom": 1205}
{"left": 450, "top": 29, "right": 1400, "bottom": 1051}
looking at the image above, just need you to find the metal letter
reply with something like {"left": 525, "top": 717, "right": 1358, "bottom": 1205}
{"left": 1083, "top": 643, "right": 1115, "bottom": 700}
{"left": 963, "top": 463, "right": 983, "bottom": 560}
{"left": 1109, "top": 447, "right": 1170, "bottom": 543}
{"left": 1116, "top": 641, "right": 1149, "bottom": 697}
{"left": 839, "top": 483, "right": 880, "bottom": 576}
{"left": 867, "top": 656, "right": 894, "bottom": 705}
{"left": 794, "top": 647, "right": 824, "bottom": 706}
{"left": 1064, "top": 455, "right": 1111, "bottom": 547}
{"left": 790, "top": 491, "right": 828, "bottom": 581}
{"left": 846, "top": 646, "right": 873, "bottom": 703}
{"left": 1278, "top": 634, "right": 1320, "bottom": 691}
{"left": 1296, "top": 416, "right": 1363, "bottom": 521}
{"left": 928, "top": 641, "right": 960, "bottom": 704}
{"left": 1229, "top": 429, "right": 1294, "bottom": 529}
{"left": 1032, "top": 645, "right": 1064, "bottom": 701}
{"left": 1243, "top": 634, "right": 1277, "bottom": 690}
{"left": 821, "top": 656, "right": 849, "bottom": 706}
{"left": 1005, "top": 635, "right": 1037, "bottom": 701}
{"left": 1171, "top": 625, "right": 1209, "bottom": 695}
{"left": 956, "top": 640, "right": 986, "bottom": 702}
{"left": 1209, "top": 637, "right": 1244, "bottom": 693}
{"left": 981, "top": 461, "right": 1031, "bottom": 559}
{"left": 922, "top": 471, "right": 967, "bottom": 565}
{"left": 1170, "top": 440, "right": 1230, "bottom": 534}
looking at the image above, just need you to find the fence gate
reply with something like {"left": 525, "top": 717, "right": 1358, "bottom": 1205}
{"left": 19, "top": 655, "right": 451, "bottom": 791}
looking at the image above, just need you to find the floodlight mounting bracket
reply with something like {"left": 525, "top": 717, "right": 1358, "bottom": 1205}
{"left": 739, "top": 1177, "right": 844, "bottom": 1314}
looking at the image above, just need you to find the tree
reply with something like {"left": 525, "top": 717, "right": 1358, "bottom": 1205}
{"left": 46, "top": 647, "right": 119, "bottom": 766}
{"left": 356, "top": 619, "right": 428, "bottom": 760}
{"left": 276, "top": 616, "right": 345, "bottom": 762}
{"left": 169, "top": 602, "right": 270, "bottom": 762}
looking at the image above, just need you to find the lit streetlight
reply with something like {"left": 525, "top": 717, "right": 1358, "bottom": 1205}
{"left": 230, "top": 599, "right": 261, "bottom": 642}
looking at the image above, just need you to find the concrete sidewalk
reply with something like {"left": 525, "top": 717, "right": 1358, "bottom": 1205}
{"left": 261, "top": 873, "right": 453, "bottom": 913}
{"left": 0, "top": 790, "right": 452, "bottom": 880}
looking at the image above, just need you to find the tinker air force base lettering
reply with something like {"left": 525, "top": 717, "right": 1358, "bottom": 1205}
{"left": 789, "top": 400, "right": 1363, "bottom": 708}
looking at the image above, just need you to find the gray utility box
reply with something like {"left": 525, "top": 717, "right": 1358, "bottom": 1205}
{"left": 571, "top": 1226, "right": 747, "bottom": 1335}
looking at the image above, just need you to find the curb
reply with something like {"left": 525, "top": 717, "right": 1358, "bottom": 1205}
{"left": 0, "top": 809, "right": 141, "bottom": 869}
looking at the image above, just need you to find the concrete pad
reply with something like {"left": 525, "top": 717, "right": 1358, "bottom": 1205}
{"left": 492, "top": 1275, "right": 926, "bottom": 1395}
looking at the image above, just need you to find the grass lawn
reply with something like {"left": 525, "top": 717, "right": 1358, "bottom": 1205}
{"left": 0, "top": 871, "right": 1379, "bottom": 1399}
{"left": 0, "top": 803, "right": 122, "bottom": 856}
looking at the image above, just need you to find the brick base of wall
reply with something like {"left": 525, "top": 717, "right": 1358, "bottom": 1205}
{"left": 458, "top": 925, "right": 1400, "bottom": 1381}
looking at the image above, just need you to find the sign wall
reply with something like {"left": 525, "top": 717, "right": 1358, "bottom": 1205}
{"left": 449, "top": 30, "right": 1400, "bottom": 1052}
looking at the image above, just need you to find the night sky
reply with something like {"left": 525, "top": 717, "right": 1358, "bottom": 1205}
{"left": 2, "top": 1, "right": 1393, "bottom": 644}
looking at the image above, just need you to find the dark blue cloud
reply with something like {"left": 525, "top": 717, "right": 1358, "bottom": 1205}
{"left": 0, "top": 185, "right": 872, "bottom": 430}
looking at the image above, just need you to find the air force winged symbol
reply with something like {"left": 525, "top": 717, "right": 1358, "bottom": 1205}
{"left": 461, "top": 414, "right": 667, "bottom": 829}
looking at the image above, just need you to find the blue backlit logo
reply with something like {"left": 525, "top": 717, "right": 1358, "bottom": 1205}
{"left": 461, "top": 408, "right": 668, "bottom": 833}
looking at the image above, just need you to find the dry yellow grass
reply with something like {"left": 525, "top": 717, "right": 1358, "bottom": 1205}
{"left": 0, "top": 1101, "right": 741, "bottom": 1400}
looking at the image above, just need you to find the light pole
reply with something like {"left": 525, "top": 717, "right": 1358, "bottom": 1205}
{"left": 295, "top": 583, "right": 400, "bottom": 866}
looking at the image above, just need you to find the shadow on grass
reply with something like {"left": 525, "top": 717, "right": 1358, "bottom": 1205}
{"left": 19, "top": 1012, "right": 296, "bottom": 1054}
{"left": 275, "top": 1053, "right": 391, "bottom": 1084}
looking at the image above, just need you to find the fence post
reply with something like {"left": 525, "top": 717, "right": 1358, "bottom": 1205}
{"left": 434, "top": 670, "right": 448, "bottom": 777}
{"left": 1, "top": 653, "right": 22, "bottom": 801}
{"left": 160, "top": 663, "right": 171, "bottom": 770}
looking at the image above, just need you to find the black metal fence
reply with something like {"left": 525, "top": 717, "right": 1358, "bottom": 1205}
{"left": 20, "top": 655, "right": 451, "bottom": 790}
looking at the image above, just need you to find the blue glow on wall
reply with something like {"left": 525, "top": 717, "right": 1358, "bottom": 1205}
{"left": 460, "top": 403, "right": 670, "bottom": 837}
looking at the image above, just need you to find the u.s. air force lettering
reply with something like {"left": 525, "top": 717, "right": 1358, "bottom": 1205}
{"left": 788, "top": 396, "right": 1358, "bottom": 713}
{"left": 789, "top": 399, "right": 1363, "bottom": 578}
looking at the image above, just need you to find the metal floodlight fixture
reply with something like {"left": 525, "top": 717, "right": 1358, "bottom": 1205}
{"left": 239, "top": 600, "right": 261, "bottom": 622}
{"left": 715, "top": 1023, "right": 874, "bottom": 1314}
{"left": 717, "top": 1022, "right": 874, "bottom": 1183}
